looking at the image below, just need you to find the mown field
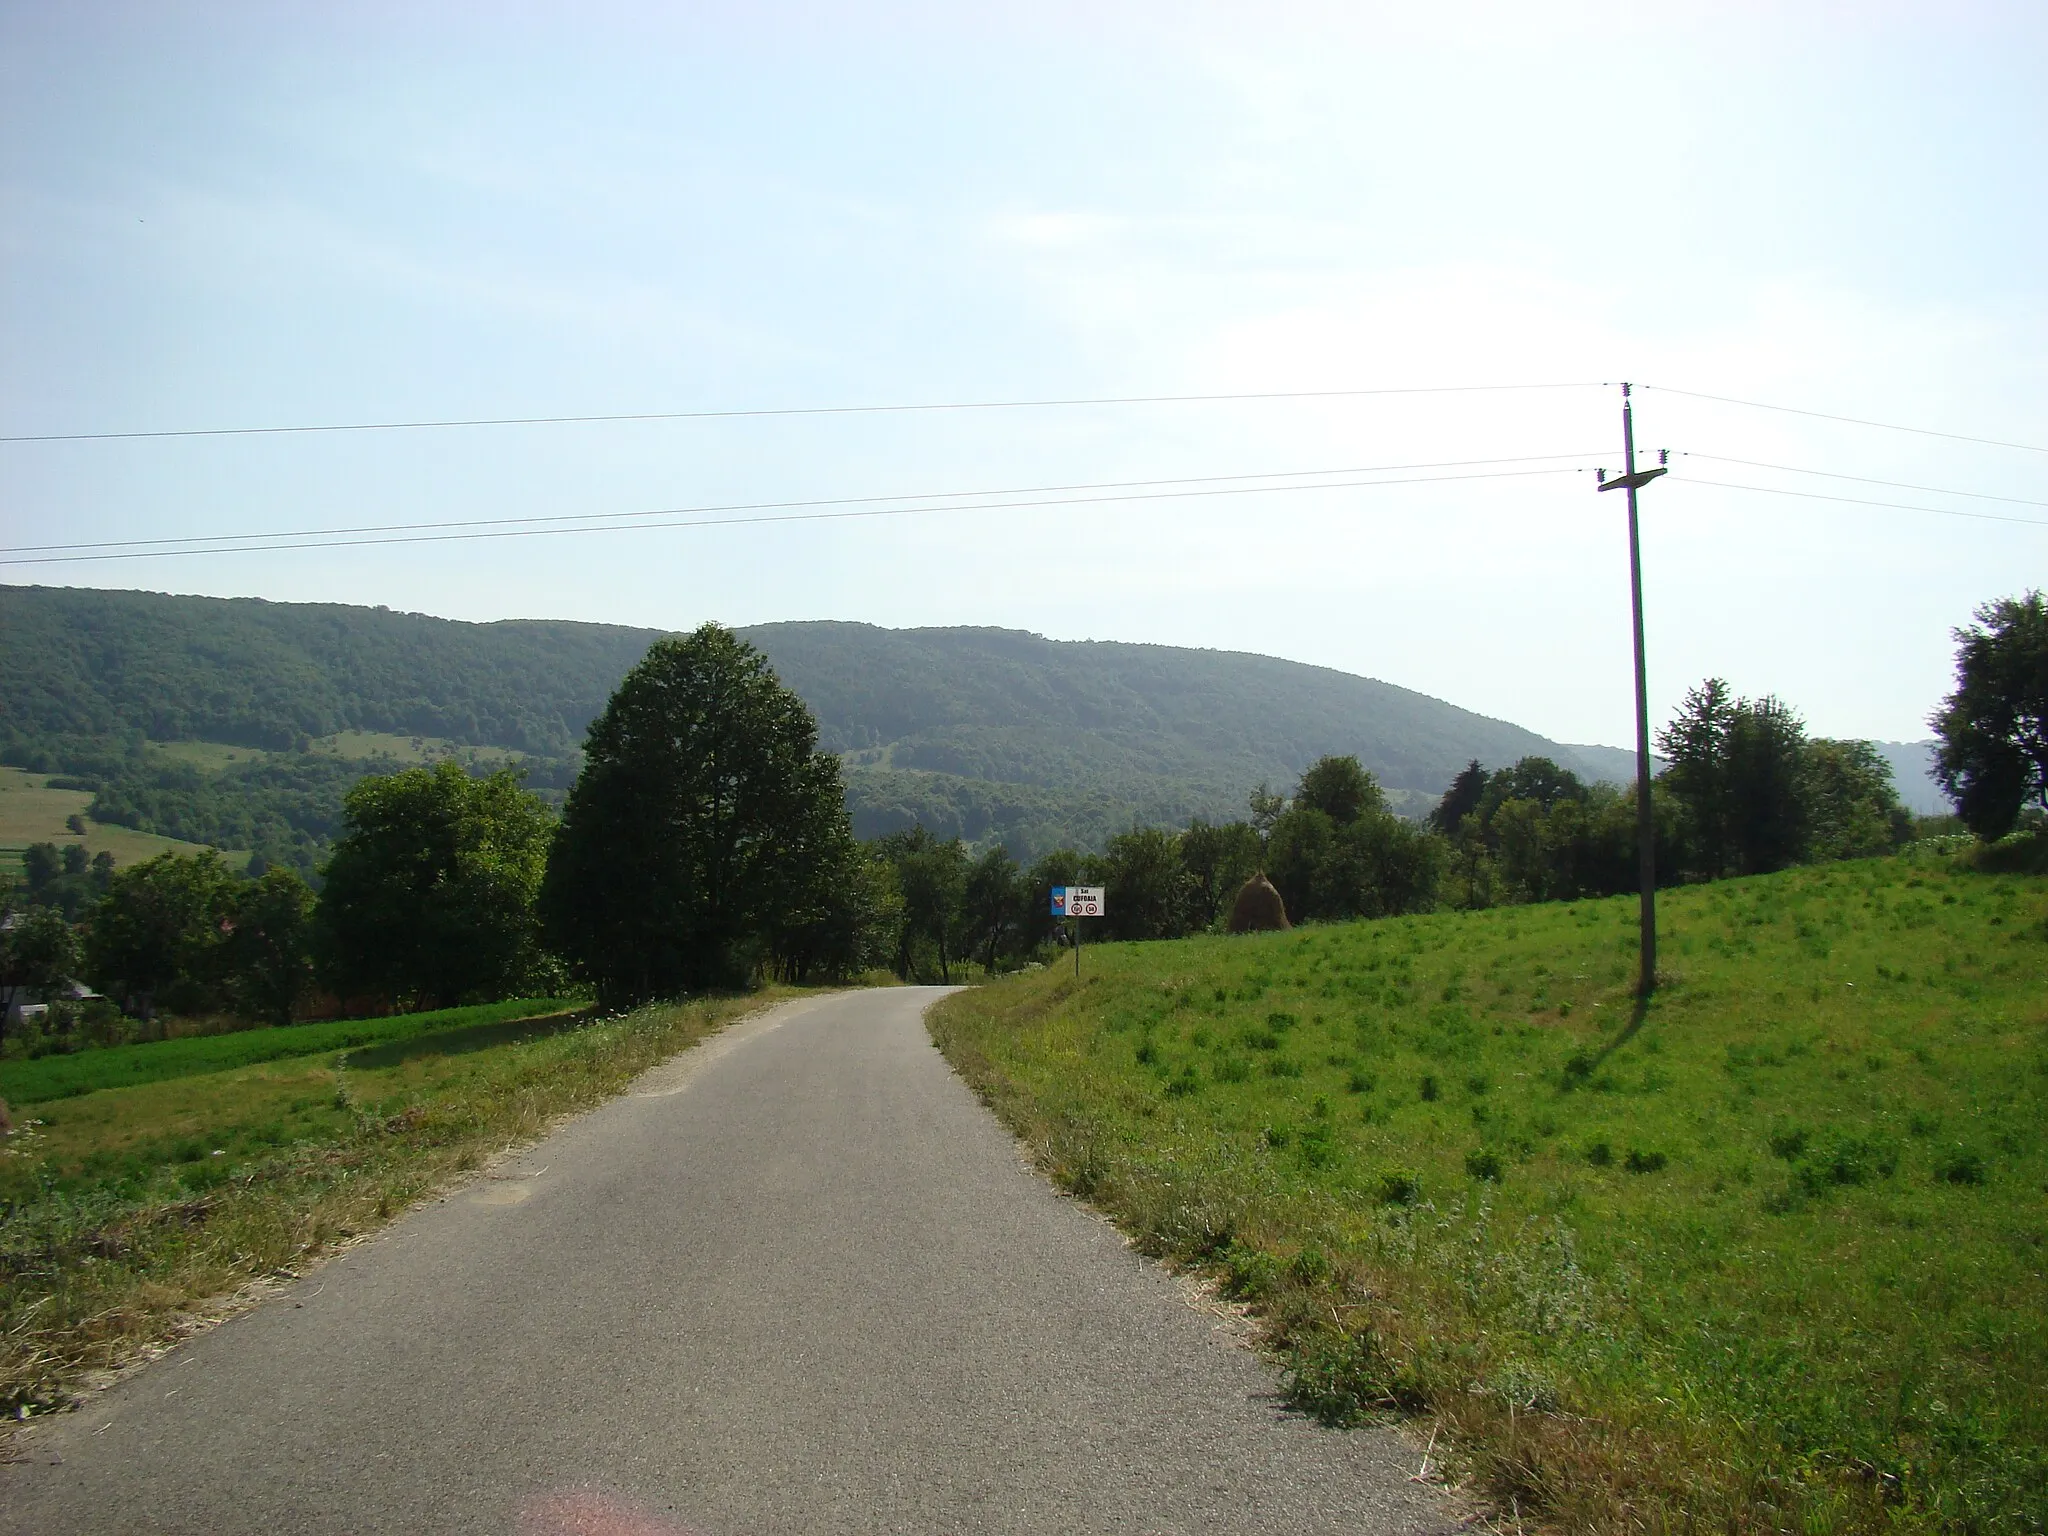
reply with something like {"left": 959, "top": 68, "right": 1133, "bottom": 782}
{"left": 0, "top": 766, "right": 234, "bottom": 872}
{"left": 930, "top": 848, "right": 2048, "bottom": 1535}
{"left": 0, "top": 996, "right": 574, "bottom": 1103}
{"left": 0, "top": 989, "right": 800, "bottom": 1419}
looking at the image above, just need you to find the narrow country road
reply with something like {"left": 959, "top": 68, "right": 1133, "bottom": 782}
{"left": 1, "top": 988, "right": 1451, "bottom": 1536}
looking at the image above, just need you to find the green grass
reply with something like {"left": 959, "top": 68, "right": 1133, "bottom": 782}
{"left": 930, "top": 850, "right": 2048, "bottom": 1535}
{"left": 0, "top": 998, "right": 577, "bottom": 1104}
{"left": 0, "top": 987, "right": 806, "bottom": 1419}
{"left": 0, "top": 766, "right": 241, "bottom": 869}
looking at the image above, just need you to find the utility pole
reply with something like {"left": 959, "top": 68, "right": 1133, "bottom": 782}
{"left": 1597, "top": 383, "right": 1666, "bottom": 998}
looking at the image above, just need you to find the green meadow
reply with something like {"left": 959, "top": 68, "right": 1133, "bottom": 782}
{"left": 0, "top": 996, "right": 576, "bottom": 1104}
{"left": 930, "top": 847, "right": 2048, "bottom": 1535}
{"left": 0, "top": 990, "right": 795, "bottom": 1420}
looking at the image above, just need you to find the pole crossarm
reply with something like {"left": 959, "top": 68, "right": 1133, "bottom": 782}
{"left": 1597, "top": 466, "right": 1668, "bottom": 493}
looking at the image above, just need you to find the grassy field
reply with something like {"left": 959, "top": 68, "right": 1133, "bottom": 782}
{"left": 0, "top": 987, "right": 802, "bottom": 1420}
{"left": 153, "top": 732, "right": 480, "bottom": 766}
{"left": 0, "top": 766, "right": 238, "bottom": 871}
{"left": 306, "top": 730, "right": 525, "bottom": 767}
{"left": 930, "top": 848, "right": 2048, "bottom": 1535}
{"left": 0, "top": 997, "right": 576, "bottom": 1104}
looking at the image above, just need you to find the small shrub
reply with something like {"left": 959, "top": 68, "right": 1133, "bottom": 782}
{"left": 1284, "top": 1327, "right": 1423, "bottom": 1425}
{"left": 1290, "top": 1245, "right": 1331, "bottom": 1285}
{"left": 1419, "top": 1074, "right": 1440, "bottom": 1102}
{"left": 1794, "top": 1129, "right": 1898, "bottom": 1193}
{"left": 1164, "top": 1066, "right": 1201, "bottom": 1098}
{"left": 1134, "top": 1038, "right": 1159, "bottom": 1066}
{"left": 1222, "top": 1244, "right": 1282, "bottom": 1301}
{"left": 1264, "top": 1057, "right": 1303, "bottom": 1079}
{"left": 1624, "top": 1148, "right": 1668, "bottom": 1174}
{"left": 1585, "top": 1140, "right": 1614, "bottom": 1167}
{"left": 1934, "top": 1145, "right": 1987, "bottom": 1186}
{"left": 1346, "top": 1068, "right": 1374, "bottom": 1094}
{"left": 1768, "top": 1124, "right": 1809, "bottom": 1160}
{"left": 1377, "top": 1167, "right": 1421, "bottom": 1205}
{"left": 1465, "top": 1148, "right": 1504, "bottom": 1181}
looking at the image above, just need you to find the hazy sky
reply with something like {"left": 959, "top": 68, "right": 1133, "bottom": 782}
{"left": 3, "top": 2, "right": 2042, "bottom": 749}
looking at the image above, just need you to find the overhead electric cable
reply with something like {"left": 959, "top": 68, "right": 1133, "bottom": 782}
{"left": 1642, "top": 385, "right": 2048, "bottom": 455}
{"left": 0, "top": 381, "right": 1603, "bottom": 445}
{"left": 1669, "top": 474, "right": 2048, "bottom": 528}
{"left": 1677, "top": 452, "right": 2048, "bottom": 508}
{"left": 0, "top": 465, "right": 1593, "bottom": 567}
{"left": 0, "top": 452, "right": 1605, "bottom": 558}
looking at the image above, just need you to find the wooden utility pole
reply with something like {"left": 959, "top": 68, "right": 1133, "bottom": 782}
{"left": 1597, "top": 383, "right": 1666, "bottom": 997}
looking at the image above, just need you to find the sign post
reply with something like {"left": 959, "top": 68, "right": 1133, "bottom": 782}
{"left": 1050, "top": 885, "right": 1106, "bottom": 977}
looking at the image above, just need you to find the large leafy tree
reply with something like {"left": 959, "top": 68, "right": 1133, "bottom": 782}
{"left": 1932, "top": 591, "right": 2048, "bottom": 840}
{"left": 1294, "top": 755, "right": 1379, "bottom": 826}
{"left": 1803, "top": 740, "right": 1909, "bottom": 861}
{"left": 960, "top": 845, "right": 1024, "bottom": 974}
{"left": 1, "top": 906, "right": 80, "bottom": 1041}
{"left": 1097, "top": 825, "right": 1193, "bottom": 941}
{"left": 1267, "top": 755, "right": 1439, "bottom": 922}
{"left": 227, "top": 867, "right": 318, "bottom": 1025}
{"left": 540, "top": 625, "right": 858, "bottom": 1003}
{"left": 1724, "top": 696, "right": 1810, "bottom": 874}
{"left": 317, "top": 762, "right": 554, "bottom": 1010}
{"left": 1179, "top": 817, "right": 1262, "bottom": 930}
{"left": 84, "top": 850, "right": 242, "bottom": 1018}
{"left": 871, "top": 826, "right": 970, "bottom": 982}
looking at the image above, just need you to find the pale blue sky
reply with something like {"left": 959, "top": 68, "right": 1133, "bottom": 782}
{"left": 3, "top": 2, "right": 2043, "bottom": 748}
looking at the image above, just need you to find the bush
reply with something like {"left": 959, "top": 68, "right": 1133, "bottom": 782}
{"left": 1376, "top": 1166, "right": 1421, "bottom": 1205}
{"left": 1934, "top": 1145, "right": 1987, "bottom": 1185}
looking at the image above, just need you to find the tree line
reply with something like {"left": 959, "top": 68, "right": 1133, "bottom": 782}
{"left": 7, "top": 592, "right": 2041, "bottom": 1048}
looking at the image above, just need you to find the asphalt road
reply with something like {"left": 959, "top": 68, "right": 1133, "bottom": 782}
{"left": 2, "top": 987, "right": 1452, "bottom": 1536}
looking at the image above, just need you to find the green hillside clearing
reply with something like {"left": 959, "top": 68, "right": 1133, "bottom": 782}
{"left": 0, "top": 767, "right": 241, "bottom": 874}
{"left": 930, "top": 849, "right": 2047, "bottom": 1534}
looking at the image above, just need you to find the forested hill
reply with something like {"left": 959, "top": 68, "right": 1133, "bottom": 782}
{"left": 1, "top": 585, "right": 1635, "bottom": 861}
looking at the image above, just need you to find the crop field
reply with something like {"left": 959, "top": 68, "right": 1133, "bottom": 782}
{"left": 0, "top": 766, "right": 231, "bottom": 870}
{"left": 930, "top": 848, "right": 2048, "bottom": 1535}
{"left": 0, "top": 997, "right": 576, "bottom": 1104}
{"left": 0, "top": 988, "right": 800, "bottom": 1420}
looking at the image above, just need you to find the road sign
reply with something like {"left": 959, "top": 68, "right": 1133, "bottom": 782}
{"left": 1050, "top": 885, "right": 1106, "bottom": 918}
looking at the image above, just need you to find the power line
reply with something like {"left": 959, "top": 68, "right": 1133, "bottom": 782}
{"left": 1669, "top": 474, "right": 2048, "bottom": 528}
{"left": 0, "top": 464, "right": 1595, "bottom": 568}
{"left": 0, "top": 468, "right": 1589, "bottom": 573}
{"left": 1677, "top": 452, "right": 2048, "bottom": 509}
{"left": 1, "top": 452, "right": 1606, "bottom": 558}
{"left": 0, "top": 381, "right": 1605, "bottom": 446}
{"left": 1642, "top": 385, "right": 2048, "bottom": 455}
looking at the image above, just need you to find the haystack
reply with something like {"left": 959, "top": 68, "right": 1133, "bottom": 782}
{"left": 1227, "top": 872, "right": 1290, "bottom": 933}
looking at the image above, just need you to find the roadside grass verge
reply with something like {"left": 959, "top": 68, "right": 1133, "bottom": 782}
{"left": 0, "top": 997, "right": 578, "bottom": 1104}
{"left": 0, "top": 988, "right": 802, "bottom": 1419}
{"left": 929, "top": 851, "right": 2048, "bottom": 1535}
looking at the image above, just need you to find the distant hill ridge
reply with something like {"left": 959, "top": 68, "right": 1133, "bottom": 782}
{"left": 0, "top": 585, "right": 1689, "bottom": 856}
